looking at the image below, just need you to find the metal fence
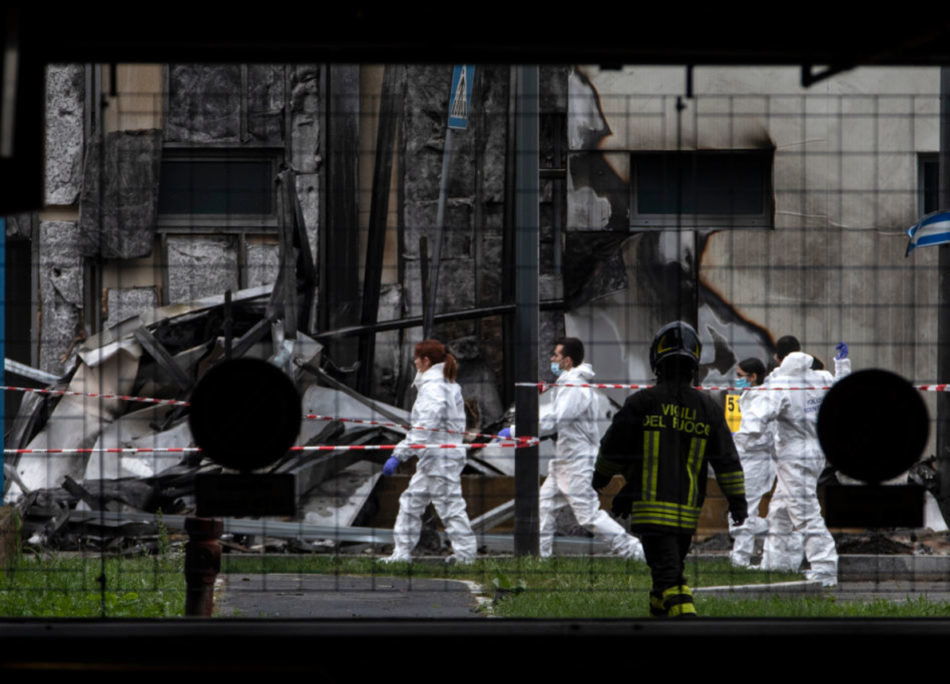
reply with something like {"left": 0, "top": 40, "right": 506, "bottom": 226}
{"left": 2, "top": 63, "right": 948, "bottom": 620}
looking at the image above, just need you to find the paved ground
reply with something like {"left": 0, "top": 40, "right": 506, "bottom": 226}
{"left": 214, "top": 572, "right": 488, "bottom": 618}
{"left": 211, "top": 553, "right": 950, "bottom": 618}
{"left": 7, "top": 554, "right": 950, "bottom": 673}
{"left": 833, "top": 580, "right": 950, "bottom": 602}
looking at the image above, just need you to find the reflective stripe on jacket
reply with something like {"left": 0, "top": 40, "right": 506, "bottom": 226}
{"left": 597, "top": 382, "right": 747, "bottom": 534}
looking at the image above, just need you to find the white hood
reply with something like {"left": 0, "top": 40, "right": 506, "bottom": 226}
{"left": 777, "top": 351, "right": 815, "bottom": 376}
{"left": 559, "top": 362, "right": 595, "bottom": 384}
{"left": 413, "top": 362, "right": 446, "bottom": 388}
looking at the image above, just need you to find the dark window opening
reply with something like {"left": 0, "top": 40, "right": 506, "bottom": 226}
{"left": 159, "top": 157, "right": 274, "bottom": 216}
{"left": 919, "top": 153, "right": 938, "bottom": 217}
{"left": 630, "top": 149, "right": 774, "bottom": 229}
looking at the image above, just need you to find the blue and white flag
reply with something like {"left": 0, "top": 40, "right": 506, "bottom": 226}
{"left": 906, "top": 210, "right": 950, "bottom": 256}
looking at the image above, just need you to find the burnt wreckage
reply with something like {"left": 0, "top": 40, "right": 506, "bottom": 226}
{"left": 1, "top": 288, "right": 569, "bottom": 553}
{"left": 2, "top": 64, "right": 582, "bottom": 555}
{"left": 6, "top": 63, "right": 948, "bottom": 556}
{"left": 1, "top": 167, "right": 560, "bottom": 554}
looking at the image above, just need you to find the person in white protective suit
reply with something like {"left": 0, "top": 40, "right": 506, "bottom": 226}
{"left": 728, "top": 357, "right": 775, "bottom": 568}
{"left": 379, "top": 339, "right": 477, "bottom": 564}
{"left": 759, "top": 336, "right": 851, "bottom": 586}
{"left": 539, "top": 337, "right": 645, "bottom": 559}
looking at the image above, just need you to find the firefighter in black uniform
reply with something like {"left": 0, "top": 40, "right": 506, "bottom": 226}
{"left": 593, "top": 321, "right": 747, "bottom": 618}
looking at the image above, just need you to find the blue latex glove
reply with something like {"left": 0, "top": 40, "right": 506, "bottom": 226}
{"left": 382, "top": 456, "right": 401, "bottom": 476}
{"left": 498, "top": 427, "right": 512, "bottom": 439}
{"left": 835, "top": 342, "right": 848, "bottom": 360}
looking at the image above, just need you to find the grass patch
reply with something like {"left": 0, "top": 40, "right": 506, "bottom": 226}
{"left": 697, "top": 595, "right": 950, "bottom": 617}
{"left": 219, "top": 553, "right": 950, "bottom": 618}
{"left": 0, "top": 550, "right": 186, "bottom": 618}
{"left": 5, "top": 550, "right": 950, "bottom": 619}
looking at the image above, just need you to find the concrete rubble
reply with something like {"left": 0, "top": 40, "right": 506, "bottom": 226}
{"left": 1, "top": 278, "right": 529, "bottom": 554}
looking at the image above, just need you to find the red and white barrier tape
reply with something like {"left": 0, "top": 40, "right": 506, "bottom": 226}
{"left": 4, "top": 438, "right": 538, "bottom": 456}
{"left": 0, "top": 385, "right": 190, "bottom": 407}
{"left": 518, "top": 382, "right": 836, "bottom": 391}
{"left": 293, "top": 439, "right": 536, "bottom": 451}
{"left": 305, "top": 413, "right": 507, "bottom": 442}
{"left": 519, "top": 382, "right": 656, "bottom": 390}
{"left": 4, "top": 447, "right": 200, "bottom": 455}
{"left": 0, "top": 389, "right": 506, "bottom": 439}
{"left": 519, "top": 382, "right": 950, "bottom": 392}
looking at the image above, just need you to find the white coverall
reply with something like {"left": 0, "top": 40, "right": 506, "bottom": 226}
{"left": 539, "top": 363, "right": 644, "bottom": 559}
{"left": 384, "top": 363, "right": 477, "bottom": 563}
{"left": 728, "top": 388, "right": 776, "bottom": 567}
{"left": 759, "top": 352, "right": 850, "bottom": 586}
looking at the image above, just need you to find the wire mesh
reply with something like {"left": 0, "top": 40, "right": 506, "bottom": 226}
{"left": 1, "top": 63, "right": 949, "bottom": 619}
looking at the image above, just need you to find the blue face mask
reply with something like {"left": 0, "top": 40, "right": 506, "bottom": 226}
{"left": 735, "top": 377, "right": 750, "bottom": 389}
{"left": 550, "top": 362, "right": 563, "bottom": 377}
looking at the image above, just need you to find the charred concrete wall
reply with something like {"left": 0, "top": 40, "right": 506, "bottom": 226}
{"left": 162, "top": 64, "right": 319, "bottom": 305}
{"left": 39, "top": 65, "right": 86, "bottom": 374}
{"left": 566, "top": 65, "right": 939, "bottom": 456}
{"left": 32, "top": 63, "right": 573, "bottom": 429}
{"left": 397, "top": 65, "right": 508, "bottom": 420}
{"left": 32, "top": 64, "right": 324, "bottom": 377}
{"left": 41, "top": 63, "right": 934, "bottom": 418}
{"left": 37, "top": 220, "right": 83, "bottom": 375}
{"left": 395, "top": 65, "right": 568, "bottom": 423}
{"left": 45, "top": 66, "right": 85, "bottom": 207}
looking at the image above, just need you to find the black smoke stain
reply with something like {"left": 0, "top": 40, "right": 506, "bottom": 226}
{"left": 569, "top": 151, "right": 630, "bottom": 232}
{"left": 563, "top": 232, "right": 629, "bottom": 308}
{"left": 696, "top": 230, "right": 777, "bottom": 358}
{"left": 570, "top": 68, "right": 612, "bottom": 150}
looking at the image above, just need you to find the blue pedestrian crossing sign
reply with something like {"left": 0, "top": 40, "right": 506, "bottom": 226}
{"left": 448, "top": 65, "right": 475, "bottom": 130}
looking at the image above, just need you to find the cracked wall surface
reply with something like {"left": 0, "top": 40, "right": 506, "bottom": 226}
{"left": 38, "top": 221, "right": 83, "bottom": 375}
{"left": 78, "top": 129, "right": 162, "bottom": 260}
{"left": 45, "top": 65, "right": 85, "bottom": 207}
{"left": 166, "top": 236, "right": 239, "bottom": 303}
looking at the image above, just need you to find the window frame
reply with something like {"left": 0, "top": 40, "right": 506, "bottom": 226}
{"left": 918, "top": 152, "right": 939, "bottom": 219}
{"left": 628, "top": 149, "right": 775, "bottom": 230}
{"left": 156, "top": 144, "right": 282, "bottom": 233}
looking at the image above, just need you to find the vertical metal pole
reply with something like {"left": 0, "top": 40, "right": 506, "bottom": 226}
{"left": 513, "top": 66, "right": 539, "bottom": 556}
{"left": 358, "top": 65, "right": 402, "bottom": 395}
{"left": 937, "top": 68, "right": 950, "bottom": 512}
{"left": 674, "top": 95, "right": 698, "bottom": 328}
{"left": 552, "top": 111, "right": 563, "bottom": 296}
{"left": 0, "top": 217, "right": 4, "bottom": 494}
{"left": 420, "top": 236, "right": 430, "bottom": 334}
{"left": 320, "top": 65, "right": 360, "bottom": 378}
{"left": 501, "top": 67, "right": 518, "bottom": 410}
{"left": 423, "top": 128, "right": 455, "bottom": 339}
{"left": 184, "top": 517, "right": 223, "bottom": 617}
{"left": 223, "top": 290, "right": 232, "bottom": 361}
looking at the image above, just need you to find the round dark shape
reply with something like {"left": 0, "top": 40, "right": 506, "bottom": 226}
{"left": 649, "top": 320, "right": 702, "bottom": 372}
{"left": 817, "top": 369, "right": 929, "bottom": 483}
{"left": 188, "top": 358, "right": 301, "bottom": 471}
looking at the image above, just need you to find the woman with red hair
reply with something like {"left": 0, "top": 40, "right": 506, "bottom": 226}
{"left": 380, "top": 339, "right": 477, "bottom": 564}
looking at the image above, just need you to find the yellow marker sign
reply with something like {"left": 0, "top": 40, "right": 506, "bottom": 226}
{"left": 725, "top": 393, "right": 742, "bottom": 433}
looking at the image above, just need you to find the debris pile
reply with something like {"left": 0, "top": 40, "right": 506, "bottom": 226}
{"left": 0, "top": 155, "right": 594, "bottom": 554}
{"left": 1, "top": 281, "right": 438, "bottom": 552}
{"left": 1, "top": 275, "right": 558, "bottom": 554}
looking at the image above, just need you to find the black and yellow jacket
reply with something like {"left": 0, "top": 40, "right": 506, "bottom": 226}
{"left": 596, "top": 381, "right": 747, "bottom": 535}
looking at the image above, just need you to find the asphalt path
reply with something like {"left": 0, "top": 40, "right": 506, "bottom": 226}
{"left": 214, "top": 572, "right": 488, "bottom": 618}
{"left": 212, "top": 557, "right": 950, "bottom": 619}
